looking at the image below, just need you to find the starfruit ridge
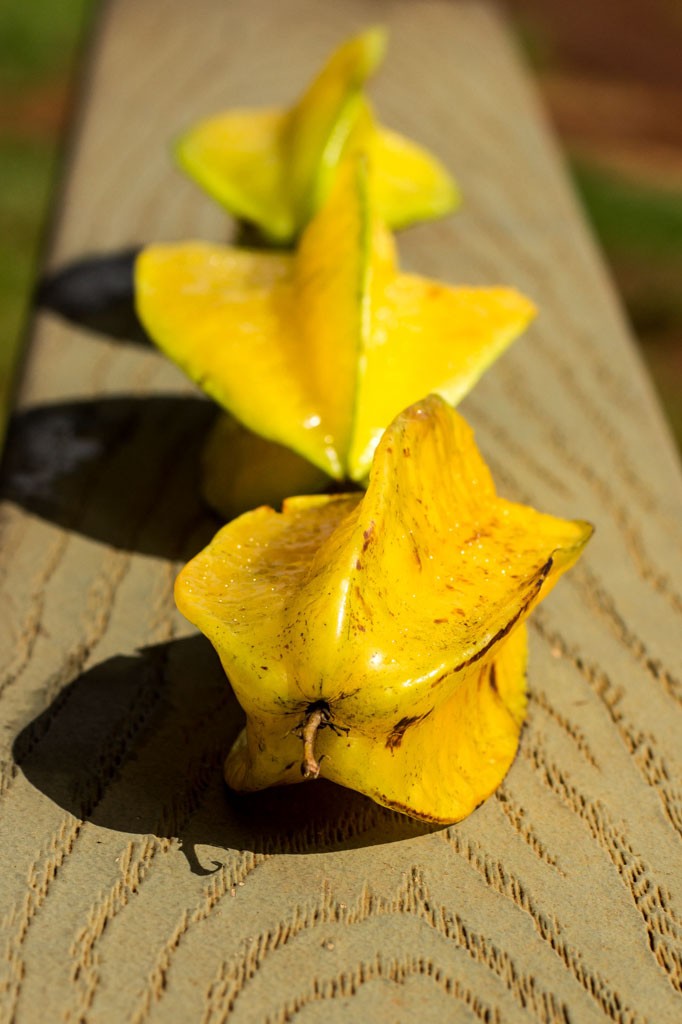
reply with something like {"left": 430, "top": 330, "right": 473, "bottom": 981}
{"left": 176, "top": 395, "right": 592, "bottom": 823}
{"left": 174, "top": 26, "right": 459, "bottom": 242}
{"left": 136, "top": 157, "right": 536, "bottom": 485}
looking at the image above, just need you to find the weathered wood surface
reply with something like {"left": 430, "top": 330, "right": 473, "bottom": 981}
{"left": 1, "top": 0, "right": 682, "bottom": 1020}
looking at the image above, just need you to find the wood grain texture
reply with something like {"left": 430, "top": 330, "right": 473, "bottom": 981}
{"left": 1, "top": 1, "right": 681, "bottom": 1020}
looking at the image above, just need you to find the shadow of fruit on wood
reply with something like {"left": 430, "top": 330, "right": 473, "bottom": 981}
{"left": 1, "top": 396, "right": 220, "bottom": 559}
{"left": 36, "top": 248, "right": 148, "bottom": 345}
{"left": 13, "top": 635, "right": 437, "bottom": 874}
{"left": 0, "top": 395, "right": 355, "bottom": 547}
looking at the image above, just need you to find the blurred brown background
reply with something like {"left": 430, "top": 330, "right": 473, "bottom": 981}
{"left": 508, "top": 0, "right": 682, "bottom": 446}
{"left": 1, "top": 0, "right": 681, "bottom": 449}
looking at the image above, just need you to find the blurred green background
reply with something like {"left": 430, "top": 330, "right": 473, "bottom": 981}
{"left": 1, "top": 0, "right": 681, "bottom": 449}
{"left": 0, "top": 0, "right": 94, "bottom": 439}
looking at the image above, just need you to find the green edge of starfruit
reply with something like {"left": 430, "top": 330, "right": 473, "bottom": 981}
{"left": 135, "top": 156, "right": 535, "bottom": 501}
{"left": 174, "top": 26, "right": 460, "bottom": 243}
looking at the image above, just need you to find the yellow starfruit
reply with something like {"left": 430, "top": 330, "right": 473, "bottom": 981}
{"left": 176, "top": 395, "right": 592, "bottom": 823}
{"left": 175, "top": 27, "right": 459, "bottom": 242}
{"left": 136, "top": 159, "right": 536, "bottom": 485}
{"left": 201, "top": 413, "right": 331, "bottom": 521}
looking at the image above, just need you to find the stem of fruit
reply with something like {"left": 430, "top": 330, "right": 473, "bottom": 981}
{"left": 301, "top": 706, "right": 326, "bottom": 779}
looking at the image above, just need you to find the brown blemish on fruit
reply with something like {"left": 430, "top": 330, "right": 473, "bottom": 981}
{"left": 463, "top": 528, "right": 490, "bottom": 545}
{"left": 377, "top": 793, "right": 445, "bottom": 824}
{"left": 336, "top": 689, "right": 360, "bottom": 702}
{"left": 362, "top": 521, "right": 375, "bottom": 552}
{"left": 457, "top": 557, "right": 553, "bottom": 671}
{"left": 353, "top": 584, "right": 372, "bottom": 620}
{"left": 385, "top": 709, "right": 433, "bottom": 751}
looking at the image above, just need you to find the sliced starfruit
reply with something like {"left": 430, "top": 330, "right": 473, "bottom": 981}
{"left": 174, "top": 27, "right": 458, "bottom": 242}
{"left": 176, "top": 395, "right": 592, "bottom": 824}
{"left": 136, "top": 158, "right": 535, "bottom": 485}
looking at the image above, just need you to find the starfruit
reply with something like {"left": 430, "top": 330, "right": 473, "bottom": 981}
{"left": 176, "top": 395, "right": 592, "bottom": 823}
{"left": 201, "top": 413, "right": 331, "bottom": 521}
{"left": 136, "top": 159, "right": 535, "bottom": 487}
{"left": 175, "top": 27, "right": 458, "bottom": 242}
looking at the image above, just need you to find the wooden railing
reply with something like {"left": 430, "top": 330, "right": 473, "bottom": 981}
{"left": 1, "top": 1, "right": 681, "bottom": 1020}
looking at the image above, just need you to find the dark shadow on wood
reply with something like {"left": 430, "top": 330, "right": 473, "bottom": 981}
{"left": 36, "top": 248, "right": 149, "bottom": 345}
{"left": 0, "top": 395, "right": 221, "bottom": 560}
{"left": 13, "top": 636, "right": 438, "bottom": 873}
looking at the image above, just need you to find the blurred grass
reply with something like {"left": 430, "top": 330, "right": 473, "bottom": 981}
{"left": 570, "top": 158, "right": 682, "bottom": 446}
{"left": 0, "top": 140, "right": 59, "bottom": 417}
{"left": 571, "top": 160, "right": 682, "bottom": 259}
{"left": 0, "top": 0, "right": 95, "bottom": 448}
{"left": 0, "top": 0, "right": 93, "bottom": 88}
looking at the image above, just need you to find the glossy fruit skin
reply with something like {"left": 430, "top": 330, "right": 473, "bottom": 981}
{"left": 174, "top": 27, "right": 459, "bottom": 243}
{"left": 176, "top": 397, "right": 592, "bottom": 823}
{"left": 136, "top": 159, "right": 535, "bottom": 485}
